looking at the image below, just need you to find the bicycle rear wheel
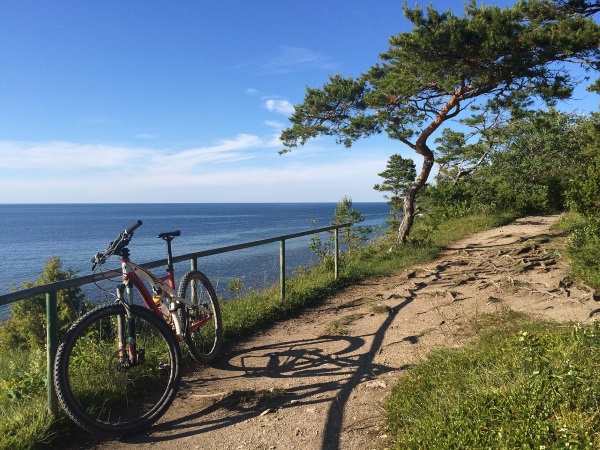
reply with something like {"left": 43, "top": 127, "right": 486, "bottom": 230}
{"left": 178, "top": 270, "right": 223, "bottom": 364}
{"left": 53, "top": 303, "right": 181, "bottom": 435}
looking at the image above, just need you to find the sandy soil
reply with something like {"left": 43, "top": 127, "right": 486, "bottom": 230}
{"left": 71, "top": 215, "right": 600, "bottom": 450}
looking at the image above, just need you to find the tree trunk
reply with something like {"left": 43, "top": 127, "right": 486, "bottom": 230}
{"left": 393, "top": 92, "right": 461, "bottom": 246}
{"left": 395, "top": 157, "right": 434, "bottom": 246}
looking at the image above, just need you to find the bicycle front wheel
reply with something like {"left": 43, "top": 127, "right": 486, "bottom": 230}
{"left": 53, "top": 303, "right": 181, "bottom": 435}
{"left": 178, "top": 270, "right": 223, "bottom": 364}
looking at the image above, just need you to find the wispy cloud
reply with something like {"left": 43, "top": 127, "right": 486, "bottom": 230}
{"left": 265, "top": 120, "right": 284, "bottom": 129}
{"left": 262, "top": 120, "right": 286, "bottom": 148}
{"left": 264, "top": 99, "right": 294, "bottom": 115}
{"left": 0, "top": 141, "right": 152, "bottom": 170}
{"left": 0, "top": 134, "right": 266, "bottom": 173}
{"left": 239, "top": 46, "right": 337, "bottom": 75}
{"left": 150, "top": 134, "right": 260, "bottom": 171}
{"left": 245, "top": 88, "right": 295, "bottom": 117}
{"left": 0, "top": 137, "right": 392, "bottom": 203}
{"left": 261, "top": 46, "right": 337, "bottom": 74}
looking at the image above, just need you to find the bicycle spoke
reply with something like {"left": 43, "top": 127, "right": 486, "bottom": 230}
{"left": 54, "top": 304, "right": 181, "bottom": 435}
{"left": 178, "top": 271, "right": 223, "bottom": 364}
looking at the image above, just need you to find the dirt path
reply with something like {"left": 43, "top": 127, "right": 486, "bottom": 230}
{"left": 80, "top": 215, "right": 599, "bottom": 450}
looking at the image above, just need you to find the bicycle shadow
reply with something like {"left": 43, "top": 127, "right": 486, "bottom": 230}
{"left": 110, "top": 293, "right": 415, "bottom": 449}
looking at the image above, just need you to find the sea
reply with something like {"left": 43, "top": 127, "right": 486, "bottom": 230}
{"left": 0, "top": 203, "right": 390, "bottom": 315}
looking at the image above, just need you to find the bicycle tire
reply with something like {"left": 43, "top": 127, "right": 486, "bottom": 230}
{"left": 177, "top": 270, "right": 223, "bottom": 364}
{"left": 53, "top": 303, "right": 182, "bottom": 435}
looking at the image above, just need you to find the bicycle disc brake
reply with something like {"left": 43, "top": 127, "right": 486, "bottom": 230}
{"left": 108, "top": 349, "right": 146, "bottom": 385}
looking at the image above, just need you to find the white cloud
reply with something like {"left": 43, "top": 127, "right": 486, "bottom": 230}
{"left": 264, "top": 99, "right": 294, "bottom": 115}
{"left": 239, "top": 46, "right": 337, "bottom": 75}
{"left": 261, "top": 46, "right": 337, "bottom": 74}
{"left": 150, "top": 134, "right": 260, "bottom": 171}
{"left": 0, "top": 134, "right": 265, "bottom": 173}
{"left": 245, "top": 87, "right": 295, "bottom": 117}
{"left": 265, "top": 120, "right": 284, "bottom": 129}
{"left": 261, "top": 121, "right": 287, "bottom": 148}
{"left": 0, "top": 137, "right": 390, "bottom": 203}
{"left": 0, "top": 141, "right": 152, "bottom": 170}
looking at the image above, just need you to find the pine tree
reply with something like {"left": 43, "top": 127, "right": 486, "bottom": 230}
{"left": 281, "top": 0, "right": 600, "bottom": 245}
{"left": 373, "top": 154, "right": 416, "bottom": 230}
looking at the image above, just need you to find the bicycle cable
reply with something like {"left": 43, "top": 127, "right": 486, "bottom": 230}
{"left": 89, "top": 220, "right": 142, "bottom": 305}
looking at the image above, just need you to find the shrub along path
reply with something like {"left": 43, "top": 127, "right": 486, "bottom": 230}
{"left": 78, "top": 215, "right": 599, "bottom": 450}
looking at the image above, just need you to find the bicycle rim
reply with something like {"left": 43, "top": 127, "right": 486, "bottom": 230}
{"left": 178, "top": 271, "right": 223, "bottom": 364}
{"left": 54, "top": 304, "right": 181, "bottom": 435}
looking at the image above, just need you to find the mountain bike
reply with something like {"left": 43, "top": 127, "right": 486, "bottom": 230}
{"left": 53, "top": 220, "right": 223, "bottom": 435}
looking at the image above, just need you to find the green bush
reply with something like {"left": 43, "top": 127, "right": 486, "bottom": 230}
{"left": 566, "top": 117, "right": 600, "bottom": 216}
{"left": 309, "top": 196, "right": 372, "bottom": 265}
{"left": 426, "top": 109, "right": 592, "bottom": 218}
{"left": 0, "top": 256, "right": 86, "bottom": 350}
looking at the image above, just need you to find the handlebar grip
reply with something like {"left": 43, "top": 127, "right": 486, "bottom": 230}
{"left": 125, "top": 220, "right": 143, "bottom": 235}
{"left": 91, "top": 221, "right": 141, "bottom": 270}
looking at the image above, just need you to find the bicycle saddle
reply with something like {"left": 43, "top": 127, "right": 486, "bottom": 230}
{"left": 158, "top": 230, "right": 181, "bottom": 239}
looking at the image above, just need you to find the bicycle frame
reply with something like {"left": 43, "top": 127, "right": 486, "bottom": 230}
{"left": 117, "top": 257, "right": 213, "bottom": 336}
{"left": 120, "top": 259, "right": 174, "bottom": 336}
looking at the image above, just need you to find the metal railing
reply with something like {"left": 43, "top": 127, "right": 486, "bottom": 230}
{"left": 0, "top": 222, "right": 351, "bottom": 414}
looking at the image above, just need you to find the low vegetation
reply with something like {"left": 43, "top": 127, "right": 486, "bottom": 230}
{"left": 559, "top": 213, "right": 600, "bottom": 291}
{"left": 386, "top": 311, "right": 600, "bottom": 448}
{"left": 0, "top": 348, "right": 53, "bottom": 450}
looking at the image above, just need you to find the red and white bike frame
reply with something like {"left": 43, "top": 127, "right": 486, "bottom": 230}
{"left": 118, "top": 257, "right": 206, "bottom": 338}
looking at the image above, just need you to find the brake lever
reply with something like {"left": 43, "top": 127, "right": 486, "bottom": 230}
{"left": 91, "top": 222, "right": 140, "bottom": 271}
{"left": 91, "top": 251, "right": 106, "bottom": 271}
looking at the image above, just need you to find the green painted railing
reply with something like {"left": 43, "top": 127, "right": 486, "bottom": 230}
{"left": 0, "top": 222, "right": 351, "bottom": 415}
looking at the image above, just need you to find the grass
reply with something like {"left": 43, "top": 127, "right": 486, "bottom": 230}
{"left": 371, "top": 304, "right": 393, "bottom": 315}
{"left": 0, "top": 349, "right": 56, "bottom": 450}
{"left": 555, "top": 212, "right": 600, "bottom": 290}
{"left": 323, "top": 313, "right": 365, "bottom": 336}
{"left": 0, "top": 210, "right": 526, "bottom": 449}
{"left": 228, "top": 388, "right": 288, "bottom": 408}
{"left": 385, "top": 311, "right": 600, "bottom": 448}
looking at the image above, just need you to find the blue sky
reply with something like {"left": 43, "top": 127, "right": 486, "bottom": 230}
{"left": 0, "top": 1, "right": 598, "bottom": 203}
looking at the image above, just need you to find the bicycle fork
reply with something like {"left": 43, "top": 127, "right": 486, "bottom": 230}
{"left": 116, "top": 283, "right": 144, "bottom": 367}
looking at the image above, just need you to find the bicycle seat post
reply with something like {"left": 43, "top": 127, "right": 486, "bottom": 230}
{"left": 158, "top": 230, "right": 180, "bottom": 272}
{"left": 164, "top": 237, "right": 174, "bottom": 271}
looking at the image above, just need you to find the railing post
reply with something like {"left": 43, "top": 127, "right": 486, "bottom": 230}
{"left": 46, "top": 291, "right": 58, "bottom": 415}
{"left": 280, "top": 239, "right": 285, "bottom": 302}
{"left": 334, "top": 227, "right": 340, "bottom": 279}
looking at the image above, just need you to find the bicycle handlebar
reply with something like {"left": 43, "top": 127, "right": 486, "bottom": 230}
{"left": 91, "top": 220, "right": 143, "bottom": 269}
{"left": 125, "top": 220, "right": 143, "bottom": 235}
